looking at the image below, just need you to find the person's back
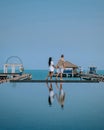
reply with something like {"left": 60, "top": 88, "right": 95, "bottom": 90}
{"left": 56, "top": 54, "right": 65, "bottom": 80}
{"left": 49, "top": 60, "right": 54, "bottom": 72}
{"left": 57, "top": 59, "right": 64, "bottom": 69}
{"left": 46, "top": 57, "right": 55, "bottom": 80}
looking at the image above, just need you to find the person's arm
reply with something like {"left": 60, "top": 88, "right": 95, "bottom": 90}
{"left": 51, "top": 61, "right": 56, "bottom": 68}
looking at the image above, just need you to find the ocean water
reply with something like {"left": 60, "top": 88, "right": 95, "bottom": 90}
{"left": 0, "top": 70, "right": 104, "bottom": 130}
{"left": 0, "top": 69, "right": 104, "bottom": 80}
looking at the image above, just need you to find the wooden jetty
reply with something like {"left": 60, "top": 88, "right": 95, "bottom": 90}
{"left": 0, "top": 73, "right": 32, "bottom": 84}
{"left": 0, "top": 56, "right": 32, "bottom": 84}
{"left": 9, "top": 74, "right": 32, "bottom": 81}
{"left": 80, "top": 73, "right": 104, "bottom": 82}
{"left": 0, "top": 73, "right": 20, "bottom": 78}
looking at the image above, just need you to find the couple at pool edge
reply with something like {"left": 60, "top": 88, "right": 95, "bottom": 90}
{"left": 46, "top": 54, "right": 65, "bottom": 80}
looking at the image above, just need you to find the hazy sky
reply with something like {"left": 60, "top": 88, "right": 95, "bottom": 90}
{"left": 0, "top": 0, "right": 104, "bottom": 70}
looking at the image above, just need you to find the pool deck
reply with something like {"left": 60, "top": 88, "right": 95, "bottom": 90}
{"left": 10, "top": 79, "right": 99, "bottom": 83}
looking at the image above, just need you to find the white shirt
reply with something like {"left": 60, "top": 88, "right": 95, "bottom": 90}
{"left": 49, "top": 61, "right": 54, "bottom": 72}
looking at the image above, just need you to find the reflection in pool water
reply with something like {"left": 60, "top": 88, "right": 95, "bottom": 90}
{"left": 46, "top": 83, "right": 66, "bottom": 108}
{"left": 0, "top": 82, "right": 104, "bottom": 130}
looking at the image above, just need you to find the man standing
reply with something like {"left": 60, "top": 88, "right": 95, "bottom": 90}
{"left": 56, "top": 54, "right": 65, "bottom": 80}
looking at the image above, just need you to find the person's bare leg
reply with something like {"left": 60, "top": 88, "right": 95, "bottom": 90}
{"left": 50, "top": 72, "right": 53, "bottom": 80}
{"left": 56, "top": 73, "right": 59, "bottom": 80}
{"left": 60, "top": 73, "right": 63, "bottom": 80}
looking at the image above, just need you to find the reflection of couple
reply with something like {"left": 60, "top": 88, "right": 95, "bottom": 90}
{"left": 46, "top": 82, "right": 65, "bottom": 108}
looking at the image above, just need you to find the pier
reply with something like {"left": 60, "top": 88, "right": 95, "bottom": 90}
{"left": 0, "top": 56, "right": 32, "bottom": 84}
{"left": 0, "top": 73, "right": 32, "bottom": 84}
{"left": 80, "top": 73, "right": 104, "bottom": 82}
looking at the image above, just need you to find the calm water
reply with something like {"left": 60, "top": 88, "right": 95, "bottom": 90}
{"left": 0, "top": 70, "right": 104, "bottom": 130}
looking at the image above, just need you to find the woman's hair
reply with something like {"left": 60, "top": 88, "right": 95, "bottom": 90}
{"left": 48, "top": 57, "right": 52, "bottom": 66}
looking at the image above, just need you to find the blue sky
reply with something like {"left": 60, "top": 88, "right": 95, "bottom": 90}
{"left": 0, "top": 0, "right": 104, "bottom": 70}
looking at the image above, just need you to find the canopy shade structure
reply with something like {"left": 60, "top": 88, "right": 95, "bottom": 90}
{"left": 64, "top": 61, "right": 78, "bottom": 69}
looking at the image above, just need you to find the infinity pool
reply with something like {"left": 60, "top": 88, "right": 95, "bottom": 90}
{"left": 0, "top": 82, "right": 104, "bottom": 130}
